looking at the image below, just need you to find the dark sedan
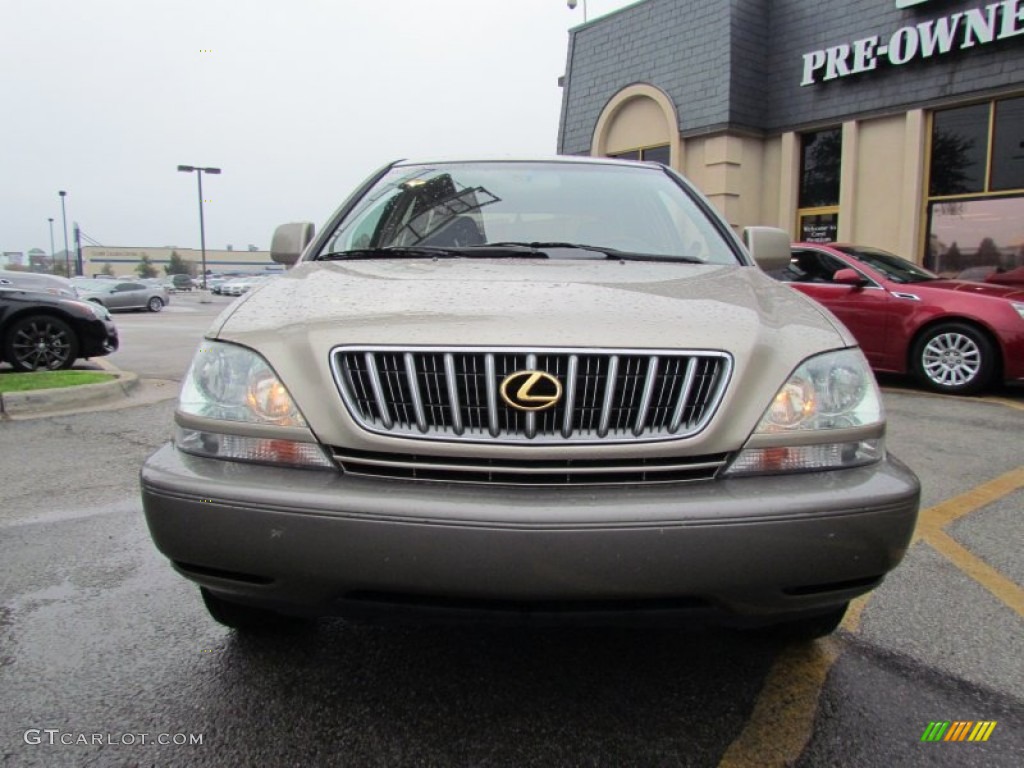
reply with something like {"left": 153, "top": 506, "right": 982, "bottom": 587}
{"left": 0, "top": 287, "right": 119, "bottom": 372}
{"left": 775, "top": 244, "right": 1024, "bottom": 394}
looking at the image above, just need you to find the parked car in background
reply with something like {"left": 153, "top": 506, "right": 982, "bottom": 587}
{"left": 955, "top": 266, "right": 996, "bottom": 283}
{"left": 74, "top": 278, "right": 170, "bottom": 312}
{"left": 170, "top": 274, "right": 195, "bottom": 292}
{"left": 205, "top": 277, "right": 228, "bottom": 293}
{"left": 774, "top": 243, "right": 1024, "bottom": 395}
{"left": 0, "top": 270, "right": 78, "bottom": 298}
{"left": 142, "top": 157, "right": 920, "bottom": 639}
{"left": 0, "top": 286, "right": 118, "bottom": 371}
{"left": 221, "top": 275, "right": 275, "bottom": 296}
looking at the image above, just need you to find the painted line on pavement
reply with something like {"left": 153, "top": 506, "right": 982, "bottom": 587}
{"left": 717, "top": 463, "right": 1024, "bottom": 768}
{"left": 912, "top": 464, "right": 1024, "bottom": 618}
{"left": 922, "top": 528, "right": 1024, "bottom": 618}
{"left": 717, "top": 638, "right": 840, "bottom": 768}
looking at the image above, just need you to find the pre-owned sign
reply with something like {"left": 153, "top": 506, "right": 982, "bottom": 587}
{"left": 801, "top": 0, "right": 1024, "bottom": 86}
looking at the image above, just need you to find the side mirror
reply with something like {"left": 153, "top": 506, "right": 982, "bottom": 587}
{"left": 833, "top": 268, "right": 867, "bottom": 287}
{"left": 743, "top": 227, "right": 793, "bottom": 272}
{"left": 271, "top": 222, "right": 315, "bottom": 265}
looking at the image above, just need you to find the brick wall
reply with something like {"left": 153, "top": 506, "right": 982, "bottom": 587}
{"left": 559, "top": 0, "right": 1024, "bottom": 147}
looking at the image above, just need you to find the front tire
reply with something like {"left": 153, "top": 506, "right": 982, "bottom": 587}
{"left": 147, "top": 296, "right": 164, "bottom": 312}
{"left": 912, "top": 322, "right": 995, "bottom": 395}
{"left": 200, "top": 588, "right": 305, "bottom": 632}
{"left": 4, "top": 314, "right": 79, "bottom": 372}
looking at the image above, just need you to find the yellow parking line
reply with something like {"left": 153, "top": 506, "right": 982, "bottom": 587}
{"left": 983, "top": 397, "right": 1024, "bottom": 412}
{"left": 915, "top": 466, "right": 1024, "bottom": 533}
{"left": 920, "top": 529, "right": 1024, "bottom": 618}
{"left": 717, "top": 639, "right": 840, "bottom": 768}
{"left": 718, "top": 465, "right": 1024, "bottom": 768}
{"left": 839, "top": 594, "right": 870, "bottom": 634}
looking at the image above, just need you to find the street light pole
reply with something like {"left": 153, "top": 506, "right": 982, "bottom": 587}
{"left": 58, "top": 191, "right": 70, "bottom": 278}
{"left": 177, "top": 165, "right": 221, "bottom": 290}
{"left": 567, "top": 0, "right": 588, "bottom": 22}
{"left": 47, "top": 218, "right": 55, "bottom": 272}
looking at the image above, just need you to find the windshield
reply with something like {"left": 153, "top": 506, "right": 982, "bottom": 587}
{"left": 318, "top": 162, "right": 741, "bottom": 264}
{"left": 834, "top": 246, "right": 939, "bottom": 284}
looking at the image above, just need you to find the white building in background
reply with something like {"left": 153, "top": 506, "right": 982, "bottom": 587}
{"left": 82, "top": 246, "right": 276, "bottom": 278}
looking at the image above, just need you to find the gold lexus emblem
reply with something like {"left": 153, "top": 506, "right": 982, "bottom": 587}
{"left": 500, "top": 370, "right": 563, "bottom": 412}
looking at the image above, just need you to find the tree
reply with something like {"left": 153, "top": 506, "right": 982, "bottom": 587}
{"left": 165, "top": 251, "right": 195, "bottom": 277}
{"left": 100, "top": 262, "right": 116, "bottom": 277}
{"left": 975, "top": 237, "right": 1002, "bottom": 268}
{"left": 943, "top": 241, "right": 963, "bottom": 273}
{"left": 136, "top": 254, "right": 158, "bottom": 279}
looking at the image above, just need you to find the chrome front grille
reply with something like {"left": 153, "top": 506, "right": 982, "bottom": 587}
{"left": 332, "top": 347, "right": 731, "bottom": 444}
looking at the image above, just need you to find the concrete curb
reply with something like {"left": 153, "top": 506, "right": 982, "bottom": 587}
{"left": 0, "top": 371, "right": 140, "bottom": 417}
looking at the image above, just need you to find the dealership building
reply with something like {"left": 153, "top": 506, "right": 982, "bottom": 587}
{"left": 557, "top": 0, "right": 1024, "bottom": 275}
{"left": 80, "top": 245, "right": 276, "bottom": 278}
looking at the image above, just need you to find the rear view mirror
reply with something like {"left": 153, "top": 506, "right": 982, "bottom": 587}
{"left": 743, "top": 227, "right": 792, "bottom": 272}
{"left": 271, "top": 222, "right": 315, "bottom": 265}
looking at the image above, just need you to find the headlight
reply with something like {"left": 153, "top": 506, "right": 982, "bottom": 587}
{"left": 63, "top": 299, "right": 109, "bottom": 320}
{"left": 1011, "top": 302, "right": 1024, "bottom": 321}
{"left": 180, "top": 341, "right": 307, "bottom": 426}
{"left": 176, "top": 341, "right": 333, "bottom": 469}
{"left": 725, "top": 348, "right": 884, "bottom": 476}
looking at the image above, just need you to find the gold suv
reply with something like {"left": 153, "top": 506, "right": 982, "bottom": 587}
{"left": 141, "top": 158, "right": 920, "bottom": 638}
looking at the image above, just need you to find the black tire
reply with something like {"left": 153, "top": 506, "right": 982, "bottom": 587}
{"left": 911, "top": 322, "right": 995, "bottom": 395}
{"left": 147, "top": 296, "right": 164, "bottom": 312}
{"left": 763, "top": 603, "right": 848, "bottom": 642}
{"left": 3, "top": 314, "right": 80, "bottom": 372}
{"left": 200, "top": 587, "right": 303, "bottom": 632}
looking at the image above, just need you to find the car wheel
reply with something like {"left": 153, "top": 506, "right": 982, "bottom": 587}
{"left": 147, "top": 296, "right": 164, "bottom": 312}
{"left": 200, "top": 587, "right": 305, "bottom": 632}
{"left": 3, "top": 314, "right": 80, "bottom": 372}
{"left": 760, "top": 603, "right": 848, "bottom": 642}
{"left": 912, "top": 322, "right": 995, "bottom": 395}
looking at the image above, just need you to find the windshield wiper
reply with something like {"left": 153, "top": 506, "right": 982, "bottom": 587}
{"left": 319, "top": 246, "right": 460, "bottom": 260}
{"left": 317, "top": 245, "right": 550, "bottom": 261}
{"left": 481, "top": 242, "right": 705, "bottom": 264}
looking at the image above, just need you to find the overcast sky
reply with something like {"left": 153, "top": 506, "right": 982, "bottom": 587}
{"left": 2, "top": 0, "right": 634, "bottom": 255}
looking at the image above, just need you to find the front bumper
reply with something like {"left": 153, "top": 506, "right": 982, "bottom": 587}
{"left": 80, "top": 316, "right": 119, "bottom": 357}
{"left": 140, "top": 444, "right": 920, "bottom": 625}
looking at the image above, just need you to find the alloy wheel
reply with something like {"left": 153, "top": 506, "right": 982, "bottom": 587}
{"left": 921, "top": 331, "right": 982, "bottom": 388}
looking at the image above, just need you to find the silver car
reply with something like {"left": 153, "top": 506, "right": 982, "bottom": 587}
{"left": 75, "top": 278, "right": 170, "bottom": 312}
{"left": 141, "top": 158, "right": 920, "bottom": 638}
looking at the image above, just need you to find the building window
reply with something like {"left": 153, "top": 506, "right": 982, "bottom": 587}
{"left": 797, "top": 128, "right": 842, "bottom": 242}
{"left": 991, "top": 97, "right": 1024, "bottom": 191}
{"left": 926, "top": 96, "right": 1024, "bottom": 278}
{"left": 929, "top": 104, "right": 988, "bottom": 196}
{"left": 608, "top": 144, "right": 670, "bottom": 165}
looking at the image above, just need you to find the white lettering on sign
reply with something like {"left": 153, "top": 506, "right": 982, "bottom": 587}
{"left": 800, "top": 0, "right": 1023, "bottom": 86}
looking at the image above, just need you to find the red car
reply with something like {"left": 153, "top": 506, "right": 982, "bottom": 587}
{"left": 774, "top": 244, "right": 1024, "bottom": 395}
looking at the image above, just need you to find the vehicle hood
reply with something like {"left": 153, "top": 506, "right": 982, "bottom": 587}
{"left": 206, "top": 259, "right": 856, "bottom": 456}
{"left": 916, "top": 279, "right": 1024, "bottom": 301}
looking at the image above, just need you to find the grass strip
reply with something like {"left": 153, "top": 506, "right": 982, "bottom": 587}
{"left": 0, "top": 371, "right": 116, "bottom": 393}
